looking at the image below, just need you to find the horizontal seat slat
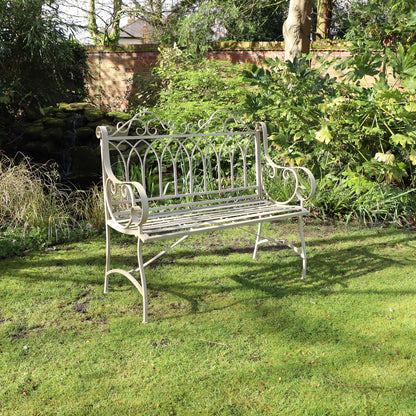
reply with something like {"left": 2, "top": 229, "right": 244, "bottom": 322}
{"left": 146, "top": 192, "right": 259, "bottom": 213}
{"left": 147, "top": 198, "right": 264, "bottom": 219}
{"left": 108, "top": 199, "right": 306, "bottom": 239}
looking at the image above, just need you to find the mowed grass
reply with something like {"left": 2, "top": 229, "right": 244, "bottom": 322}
{"left": 1, "top": 221, "right": 416, "bottom": 415}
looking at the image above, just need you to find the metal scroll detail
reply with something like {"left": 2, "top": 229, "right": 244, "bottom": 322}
{"left": 256, "top": 121, "right": 316, "bottom": 205}
{"left": 109, "top": 110, "right": 249, "bottom": 137}
{"left": 105, "top": 178, "right": 148, "bottom": 228}
{"left": 261, "top": 163, "right": 316, "bottom": 206}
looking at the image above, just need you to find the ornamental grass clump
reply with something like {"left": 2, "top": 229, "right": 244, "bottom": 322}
{"left": 0, "top": 154, "right": 68, "bottom": 231}
{"left": 69, "top": 184, "right": 105, "bottom": 232}
{"left": 0, "top": 154, "right": 98, "bottom": 257}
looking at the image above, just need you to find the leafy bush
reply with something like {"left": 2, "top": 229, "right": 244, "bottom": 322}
{"left": 147, "top": 46, "right": 250, "bottom": 123}
{"left": 340, "top": 1, "right": 416, "bottom": 48}
{"left": 0, "top": 0, "right": 88, "bottom": 123}
{"left": 242, "top": 47, "right": 416, "bottom": 224}
{"left": 134, "top": 41, "right": 416, "bottom": 225}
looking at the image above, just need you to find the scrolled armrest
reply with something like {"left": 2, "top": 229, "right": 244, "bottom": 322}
{"left": 262, "top": 161, "right": 316, "bottom": 206}
{"left": 105, "top": 177, "right": 149, "bottom": 228}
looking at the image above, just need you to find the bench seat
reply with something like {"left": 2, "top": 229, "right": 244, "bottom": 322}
{"left": 109, "top": 199, "right": 308, "bottom": 241}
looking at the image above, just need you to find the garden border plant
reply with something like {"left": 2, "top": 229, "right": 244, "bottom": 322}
{"left": 241, "top": 44, "right": 416, "bottom": 226}
{"left": 139, "top": 42, "right": 416, "bottom": 227}
{"left": 3, "top": 31, "right": 416, "bottom": 259}
{"left": 0, "top": 154, "right": 103, "bottom": 259}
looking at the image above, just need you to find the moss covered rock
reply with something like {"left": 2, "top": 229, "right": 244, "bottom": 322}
{"left": 43, "top": 117, "right": 66, "bottom": 129}
{"left": 24, "top": 125, "right": 44, "bottom": 140}
{"left": 41, "top": 127, "right": 63, "bottom": 145}
{"left": 41, "top": 106, "right": 57, "bottom": 117}
{"left": 55, "top": 111, "right": 68, "bottom": 119}
{"left": 107, "top": 111, "right": 132, "bottom": 121}
{"left": 58, "top": 102, "right": 95, "bottom": 112}
{"left": 84, "top": 108, "right": 106, "bottom": 122}
{"left": 76, "top": 126, "right": 95, "bottom": 142}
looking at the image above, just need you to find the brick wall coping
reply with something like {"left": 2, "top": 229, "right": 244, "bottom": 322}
{"left": 85, "top": 40, "right": 351, "bottom": 54}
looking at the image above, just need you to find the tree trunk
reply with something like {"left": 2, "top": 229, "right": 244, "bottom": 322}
{"left": 283, "top": 0, "right": 313, "bottom": 61}
{"left": 108, "top": 0, "right": 122, "bottom": 42}
{"left": 88, "top": 0, "right": 100, "bottom": 45}
{"left": 316, "top": 0, "right": 332, "bottom": 39}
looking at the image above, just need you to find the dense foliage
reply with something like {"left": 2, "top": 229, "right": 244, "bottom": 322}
{"left": 143, "top": 46, "right": 249, "bottom": 123}
{"left": 145, "top": 37, "right": 416, "bottom": 225}
{"left": 243, "top": 51, "right": 416, "bottom": 223}
{"left": 339, "top": 0, "right": 416, "bottom": 46}
{"left": 0, "top": 0, "right": 89, "bottom": 123}
{"left": 165, "top": 0, "right": 287, "bottom": 56}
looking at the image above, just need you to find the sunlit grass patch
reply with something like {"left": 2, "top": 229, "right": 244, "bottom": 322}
{"left": 1, "top": 222, "right": 416, "bottom": 415}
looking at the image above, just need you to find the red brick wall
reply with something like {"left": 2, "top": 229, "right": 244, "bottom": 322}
{"left": 86, "top": 43, "right": 350, "bottom": 112}
{"left": 86, "top": 45, "right": 159, "bottom": 111}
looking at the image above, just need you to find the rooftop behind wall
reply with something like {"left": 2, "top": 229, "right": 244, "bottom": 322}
{"left": 85, "top": 41, "right": 350, "bottom": 112}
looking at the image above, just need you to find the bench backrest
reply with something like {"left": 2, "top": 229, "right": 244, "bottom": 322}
{"left": 98, "top": 111, "right": 263, "bottom": 210}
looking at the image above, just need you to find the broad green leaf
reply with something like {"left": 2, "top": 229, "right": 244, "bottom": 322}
{"left": 402, "top": 77, "right": 416, "bottom": 90}
{"left": 391, "top": 134, "right": 414, "bottom": 147}
{"left": 315, "top": 126, "right": 332, "bottom": 144}
{"left": 409, "top": 150, "right": 416, "bottom": 166}
{"left": 375, "top": 152, "right": 395, "bottom": 165}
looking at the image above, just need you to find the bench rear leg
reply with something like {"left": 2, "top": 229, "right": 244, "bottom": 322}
{"left": 251, "top": 218, "right": 307, "bottom": 279}
{"left": 253, "top": 222, "right": 262, "bottom": 260}
{"left": 299, "top": 216, "right": 307, "bottom": 280}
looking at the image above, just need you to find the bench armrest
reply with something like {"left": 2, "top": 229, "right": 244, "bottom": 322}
{"left": 262, "top": 161, "right": 316, "bottom": 206}
{"left": 256, "top": 121, "right": 316, "bottom": 207}
{"left": 105, "top": 177, "right": 149, "bottom": 228}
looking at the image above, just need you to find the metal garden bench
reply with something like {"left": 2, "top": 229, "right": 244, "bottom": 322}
{"left": 96, "top": 111, "right": 316, "bottom": 323}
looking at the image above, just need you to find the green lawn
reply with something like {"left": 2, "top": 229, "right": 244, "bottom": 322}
{"left": 1, "top": 221, "right": 416, "bottom": 415}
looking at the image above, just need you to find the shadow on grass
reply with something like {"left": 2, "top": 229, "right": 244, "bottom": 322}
{"left": 131, "top": 227, "right": 416, "bottom": 324}
{"left": 3, "top": 226, "right": 416, "bottom": 308}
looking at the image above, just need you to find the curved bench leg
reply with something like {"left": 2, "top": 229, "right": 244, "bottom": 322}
{"left": 250, "top": 218, "right": 307, "bottom": 279}
{"left": 103, "top": 226, "right": 149, "bottom": 323}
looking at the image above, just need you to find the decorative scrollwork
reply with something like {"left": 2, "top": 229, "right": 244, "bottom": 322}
{"left": 105, "top": 178, "right": 149, "bottom": 228}
{"left": 262, "top": 163, "right": 315, "bottom": 205}
{"left": 108, "top": 110, "right": 250, "bottom": 137}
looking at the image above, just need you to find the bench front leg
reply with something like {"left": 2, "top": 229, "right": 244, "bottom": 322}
{"left": 137, "top": 238, "right": 149, "bottom": 324}
{"left": 103, "top": 237, "right": 149, "bottom": 324}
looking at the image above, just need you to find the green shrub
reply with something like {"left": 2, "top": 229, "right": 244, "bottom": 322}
{"left": 0, "top": 0, "right": 88, "bottom": 123}
{"left": 146, "top": 45, "right": 250, "bottom": 123}
{"left": 133, "top": 40, "right": 416, "bottom": 225}
{"left": 242, "top": 50, "right": 416, "bottom": 225}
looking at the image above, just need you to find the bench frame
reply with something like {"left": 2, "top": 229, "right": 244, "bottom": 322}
{"left": 97, "top": 111, "right": 315, "bottom": 323}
